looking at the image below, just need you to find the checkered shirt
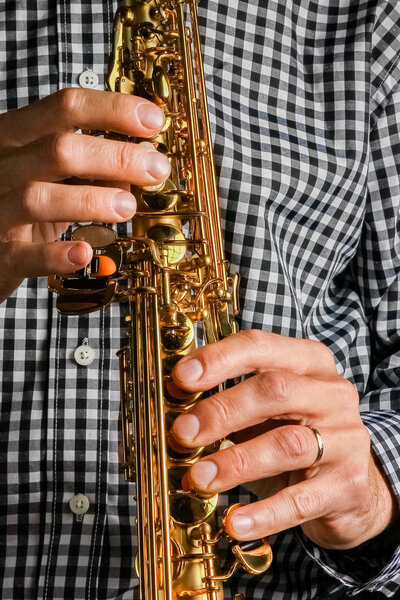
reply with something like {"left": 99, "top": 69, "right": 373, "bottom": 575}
{"left": 0, "top": 0, "right": 399, "bottom": 598}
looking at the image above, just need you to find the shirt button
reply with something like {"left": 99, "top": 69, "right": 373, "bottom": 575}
{"left": 74, "top": 343, "right": 95, "bottom": 366}
{"left": 69, "top": 494, "right": 90, "bottom": 515}
{"left": 79, "top": 69, "right": 99, "bottom": 89}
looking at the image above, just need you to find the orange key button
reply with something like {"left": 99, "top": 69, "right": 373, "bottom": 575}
{"left": 93, "top": 255, "right": 117, "bottom": 277}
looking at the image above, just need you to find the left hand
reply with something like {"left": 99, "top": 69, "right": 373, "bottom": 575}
{"left": 170, "top": 330, "right": 398, "bottom": 550}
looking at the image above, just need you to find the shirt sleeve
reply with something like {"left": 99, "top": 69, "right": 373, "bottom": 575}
{"left": 297, "top": 412, "right": 400, "bottom": 597}
{"left": 297, "top": 67, "right": 400, "bottom": 597}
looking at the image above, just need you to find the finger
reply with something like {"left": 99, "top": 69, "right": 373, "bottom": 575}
{"left": 0, "top": 88, "right": 165, "bottom": 147}
{"left": 0, "top": 183, "right": 136, "bottom": 230}
{"left": 223, "top": 473, "right": 352, "bottom": 541}
{"left": 0, "top": 135, "right": 171, "bottom": 193}
{"left": 185, "top": 424, "right": 361, "bottom": 496}
{"left": 96, "top": 180, "right": 131, "bottom": 192}
{"left": 171, "top": 371, "right": 358, "bottom": 447}
{"left": 172, "top": 330, "right": 337, "bottom": 393}
{"left": 63, "top": 178, "right": 131, "bottom": 191}
{"left": 0, "top": 240, "right": 93, "bottom": 279}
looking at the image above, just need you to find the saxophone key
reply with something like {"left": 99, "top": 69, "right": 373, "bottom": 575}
{"left": 152, "top": 65, "right": 171, "bottom": 104}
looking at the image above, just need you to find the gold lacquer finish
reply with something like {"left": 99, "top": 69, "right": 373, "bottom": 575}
{"left": 49, "top": 0, "right": 272, "bottom": 598}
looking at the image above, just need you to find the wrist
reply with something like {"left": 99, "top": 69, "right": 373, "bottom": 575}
{"left": 367, "top": 454, "right": 399, "bottom": 541}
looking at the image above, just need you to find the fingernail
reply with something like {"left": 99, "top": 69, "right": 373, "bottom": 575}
{"left": 173, "top": 413, "right": 200, "bottom": 443}
{"left": 139, "top": 141, "right": 156, "bottom": 150}
{"left": 145, "top": 152, "right": 171, "bottom": 179}
{"left": 67, "top": 243, "right": 90, "bottom": 266}
{"left": 112, "top": 191, "right": 136, "bottom": 219}
{"left": 231, "top": 513, "right": 254, "bottom": 535}
{"left": 191, "top": 460, "right": 218, "bottom": 488}
{"left": 175, "top": 358, "right": 203, "bottom": 383}
{"left": 137, "top": 103, "right": 165, "bottom": 130}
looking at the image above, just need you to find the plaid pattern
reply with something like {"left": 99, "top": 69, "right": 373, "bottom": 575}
{"left": 0, "top": 0, "right": 399, "bottom": 598}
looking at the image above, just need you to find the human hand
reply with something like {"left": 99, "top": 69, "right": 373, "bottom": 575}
{"left": 0, "top": 88, "right": 169, "bottom": 302}
{"left": 171, "top": 330, "right": 398, "bottom": 550}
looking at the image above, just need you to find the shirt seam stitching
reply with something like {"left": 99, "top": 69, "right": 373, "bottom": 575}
{"left": 43, "top": 312, "right": 61, "bottom": 600}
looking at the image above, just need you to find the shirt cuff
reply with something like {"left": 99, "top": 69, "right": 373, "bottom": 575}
{"left": 295, "top": 410, "right": 400, "bottom": 597}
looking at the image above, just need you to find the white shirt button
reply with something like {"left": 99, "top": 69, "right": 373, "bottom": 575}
{"left": 74, "top": 341, "right": 95, "bottom": 366}
{"left": 79, "top": 69, "right": 99, "bottom": 89}
{"left": 69, "top": 494, "right": 90, "bottom": 515}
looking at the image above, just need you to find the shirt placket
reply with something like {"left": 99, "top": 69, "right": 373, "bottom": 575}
{"left": 37, "top": 2, "right": 119, "bottom": 599}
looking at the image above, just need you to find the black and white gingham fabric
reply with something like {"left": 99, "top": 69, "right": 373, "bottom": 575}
{"left": 0, "top": 0, "right": 399, "bottom": 598}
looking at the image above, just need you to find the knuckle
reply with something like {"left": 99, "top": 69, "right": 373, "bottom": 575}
{"left": 239, "top": 329, "right": 271, "bottom": 363}
{"left": 241, "top": 328, "right": 266, "bottom": 346}
{"left": 37, "top": 243, "right": 49, "bottom": 270}
{"left": 20, "top": 182, "right": 47, "bottom": 220}
{"left": 203, "top": 343, "right": 230, "bottom": 378}
{"left": 274, "top": 426, "right": 312, "bottom": 462}
{"left": 309, "top": 338, "right": 335, "bottom": 361}
{"left": 115, "top": 142, "right": 134, "bottom": 173}
{"left": 111, "top": 93, "right": 130, "bottom": 124}
{"left": 335, "top": 377, "right": 359, "bottom": 406}
{"left": 111, "top": 93, "right": 120, "bottom": 116}
{"left": 54, "top": 88, "right": 82, "bottom": 119}
{"left": 263, "top": 503, "right": 280, "bottom": 532}
{"left": 358, "top": 425, "right": 371, "bottom": 450}
{"left": 46, "top": 133, "right": 75, "bottom": 172}
{"left": 318, "top": 515, "right": 349, "bottom": 544}
{"left": 260, "top": 371, "right": 290, "bottom": 403}
{"left": 288, "top": 487, "right": 321, "bottom": 522}
{"left": 229, "top": 446, "right": 250, "bottom": 480}
{"left": 301, "top": 338, "right": 337, "bottom": 374}
{"left": 209, "top": 394, "right": 231, "bottom": 428}
{"left": 0, "top": 242, "right": 14, "bottom": 270}
{"left": 320, "top": 343, "right": 337, "bottom": 370}
{"left": 80, "top": 187, "right": 98, "bottom": 217}
{"left": 349, "top": 424, "right": 371, "bottom": 454}
{"left": 341, "top": 466, "right": 369, "bottom": 500}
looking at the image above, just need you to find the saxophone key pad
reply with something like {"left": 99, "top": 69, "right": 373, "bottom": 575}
{"left": 72, "top": 224, "right": 117, "bottom": 248}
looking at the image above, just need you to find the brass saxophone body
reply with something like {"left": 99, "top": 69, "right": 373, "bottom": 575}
{"left": 49, "top": 1, "right": 272, "bottom": 598}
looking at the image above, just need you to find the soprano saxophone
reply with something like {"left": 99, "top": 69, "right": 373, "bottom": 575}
{"left": 49, "top": 1, "right": 272, "bottom": 598}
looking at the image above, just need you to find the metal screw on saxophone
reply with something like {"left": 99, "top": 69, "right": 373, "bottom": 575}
{"left": 48, "top": 0, "right": 273, "bottom": 598}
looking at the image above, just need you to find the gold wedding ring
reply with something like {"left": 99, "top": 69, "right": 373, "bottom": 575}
{"left": 305, "top": 425, "right": 324, "bottom": 468}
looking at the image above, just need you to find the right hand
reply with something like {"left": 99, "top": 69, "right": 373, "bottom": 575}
{"left": 0, "top": 87, "right": 170, "bottom": 303}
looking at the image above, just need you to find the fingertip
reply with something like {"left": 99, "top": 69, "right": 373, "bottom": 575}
{"left": 66, "top": 241, "right": 92, "bottom": 268}
{"left": 173, "top": 358, "right": 204, "bottom": 387}
{"left": 227, "top": 512, "right": 255, "bottom": 540}
{"left": 139, "top": 141, "right": 156, "bottom": 150}
{"left": 189, "top": 460, "right": 218, "bottom": 489}
{"left": 145, "top": 151, "right": 171, "bottom": 181}
{"left": 137, "top": 102, "right": 165, "bottom": 133}
{"left": 112, "top": 190, "right": 136, "bottom": 220}
{"left": 171, "top": 413, "right": 200, "bottom": 445}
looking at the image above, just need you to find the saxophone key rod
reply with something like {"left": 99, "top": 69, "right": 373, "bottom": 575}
{"left": 50, "top": 1, "right": 273, "bottom": 598}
